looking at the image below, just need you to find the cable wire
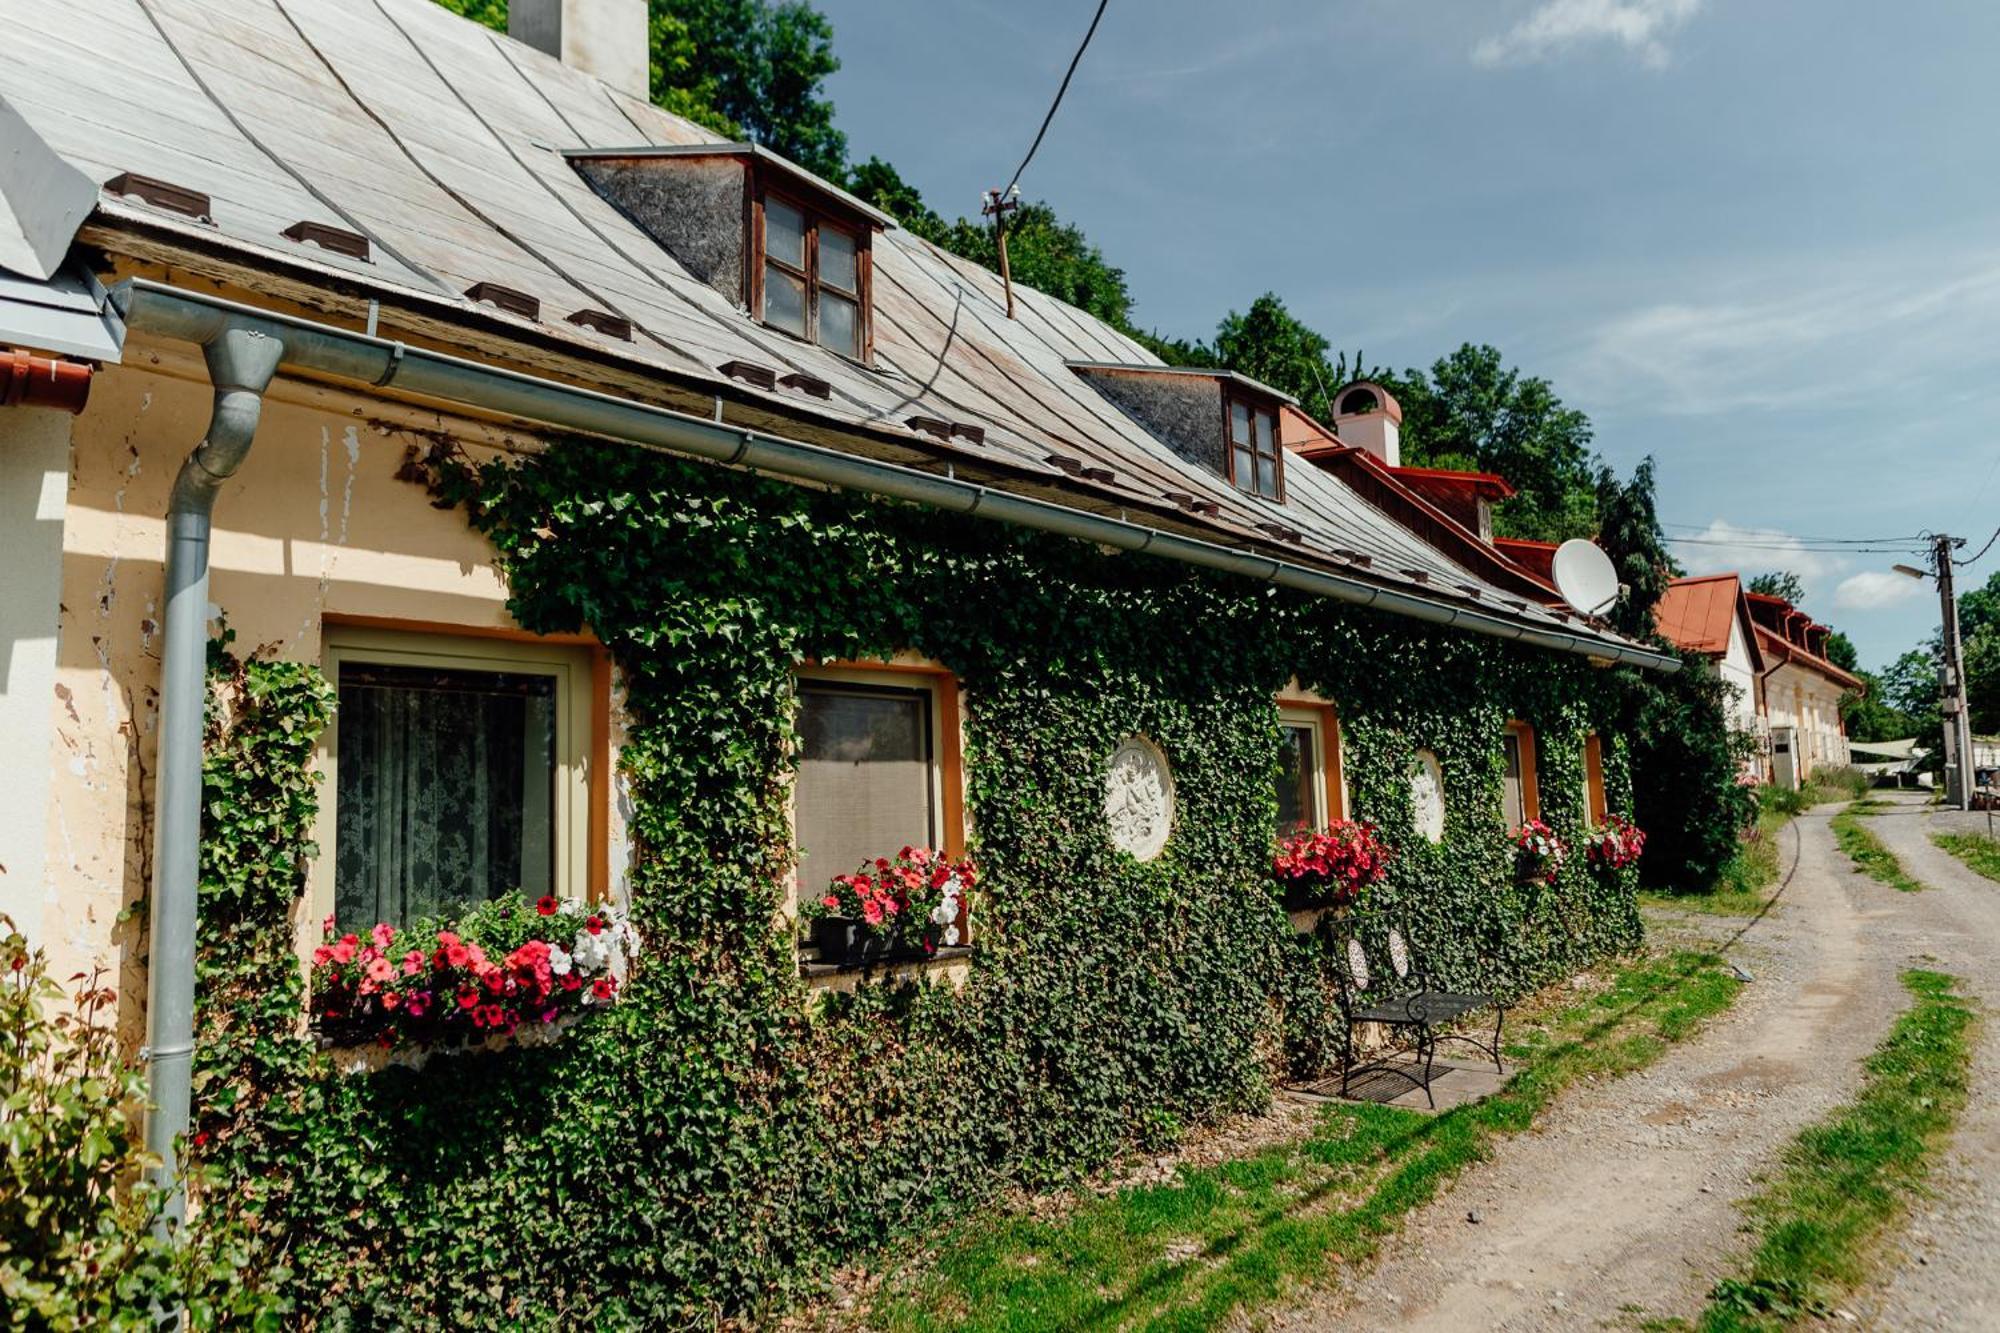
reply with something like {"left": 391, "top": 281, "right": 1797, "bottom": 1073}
{"left": 1957, "top": 525, "right": 2000, "bottom": 567}
{"left": 1004, "top": 0, "right": 1112, "bottom": 197}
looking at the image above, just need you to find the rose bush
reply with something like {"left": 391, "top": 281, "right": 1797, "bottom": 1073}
{"left": 1272, "top": 821, "right": 1392, "bottom": 908}
{"left": 310, "top": 895, "right": 639, "bottom": 1049}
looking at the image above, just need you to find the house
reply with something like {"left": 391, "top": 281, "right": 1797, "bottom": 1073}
{"left": 1655, "top": 573, "right": 1767, "bottom": 755}
{"left": 0, "top": 0, "right": 1680, "bottom": 1317}
{"left": 1654, "top": 573, "right": 1861, "bottom": 787}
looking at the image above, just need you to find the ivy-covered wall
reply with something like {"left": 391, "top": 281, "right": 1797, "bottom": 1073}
{"left": 194, "top": 438, "right": 1641, "bottom": 1328}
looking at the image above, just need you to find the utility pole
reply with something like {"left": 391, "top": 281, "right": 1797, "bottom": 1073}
{"left": 1934, "top": 532, "right": 1976, "bottom": 811}
{"left": 981, "top": 185, "right": 1020, "bottom": 319}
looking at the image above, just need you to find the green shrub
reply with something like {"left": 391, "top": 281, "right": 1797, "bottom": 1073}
{"left": 0, "top": 919, "right": 281, "bottom": 1330}
{"left": 1628, "top": 650, "right": 1758, "bottom": 891}
{"left": 1810, "top": 765, "right": 1872, "bottom": 800}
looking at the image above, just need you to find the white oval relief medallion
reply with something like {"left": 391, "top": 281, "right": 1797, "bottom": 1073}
{"left": 1411, "top": 749, "right": 1446, "bottom": 844}
{"left": 1105, "top": 735, "right": 1175, "bottom": 861}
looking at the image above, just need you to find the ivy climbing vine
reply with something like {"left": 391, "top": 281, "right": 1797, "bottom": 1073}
{"left": 190, "top": 438, "right": 1644, "bottom": 1327}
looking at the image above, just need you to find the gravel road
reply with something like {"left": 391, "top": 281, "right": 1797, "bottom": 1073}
{"left": 1257, "top": 798, "right": 1960, "bottom": 1331}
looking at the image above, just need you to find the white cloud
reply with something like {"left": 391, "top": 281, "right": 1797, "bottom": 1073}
{"left": 1669, "top": 521, "right": 1849, "bottom": 590}
{"left": 1833, "top": 570, "right": 1929, "bottom": 612}
{"left": 1473, "top": 0, "right": 1704, "bottom": 69}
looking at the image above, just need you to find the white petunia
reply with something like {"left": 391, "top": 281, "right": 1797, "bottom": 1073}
{"left": 549, "top": 944, "right": 572, "bottom": 977}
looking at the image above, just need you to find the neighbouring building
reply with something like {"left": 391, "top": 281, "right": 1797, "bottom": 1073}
{"left": 1655, "top": 573, "right": 1860, "bottom": 787}
{"left": 0, "top": 0, "right": 1681, "bottom": 1317}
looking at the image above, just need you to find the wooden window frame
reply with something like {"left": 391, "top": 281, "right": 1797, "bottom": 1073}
{"left": 749, "top": 180, "right": 874, "bottom": 363}
{"left": 1502, "top": 720, "right": 1541, "bottom": 826}
{"left": 310, "top": 621, "right": 608, "bottom": 936}
{"left": 1278, "top": 701, "right": 1346, "bottom": 831}
{"left": 1582, "top": 732, "right": 1608, "bottom": 825}
{"left": 789, "top": 660, "right": 969, "bottom": 946}
{"left": 1222, "top": 390, "right": 1285, "bottom": 502}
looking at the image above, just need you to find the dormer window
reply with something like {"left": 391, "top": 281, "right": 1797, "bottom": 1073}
{"left": 1067, "top": 362, "right": 1297, "bottom": 506}
{"left": 567, "top": 143, "right": 889, "bottom": 365}
{"left": 1227, "top": 394, "right": 1283, "bottom": 501}
{"left": 756, "top": 192, "right": 867, "bottom": 358}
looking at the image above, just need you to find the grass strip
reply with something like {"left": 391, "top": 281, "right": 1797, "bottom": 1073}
{"left": 1831, "top": 805, "right": 1925, "bottom": 893}
{"left": 870, "top": 951, "right": 1741, "bottom": 1333}
{"left": 1644, "top": 802, "right": 1794, "bottom": 918}
{"left": 1932, "top": 830, "right": 2000, "bottom": 885}
{"left": 1696, "top": 969, "right": 1977, "bottom": 1331}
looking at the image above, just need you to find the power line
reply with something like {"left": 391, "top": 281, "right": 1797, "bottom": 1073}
{"left": 1957, "top": 524, "right": 2000, "bottom": 567}
{"left": 1661, "top": 536, "right": 1925, "bottom": 555}
{"left": 1003, "top": 0, "right": 1112, "bottom": 198}
{"left": 1658, "top": 521, "right": 1925, "bottom": 546}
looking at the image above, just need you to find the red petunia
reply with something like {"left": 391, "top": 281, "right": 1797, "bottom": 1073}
{"left": 536, "top": 895, "right": 559, "bottom": 916}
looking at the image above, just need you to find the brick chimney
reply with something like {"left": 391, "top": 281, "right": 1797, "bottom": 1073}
{"left": 1331, "top": 381, "right": 1402, "bottom": 468}
{"left": 510, "top": 0, "right": 649, "bottom": 101}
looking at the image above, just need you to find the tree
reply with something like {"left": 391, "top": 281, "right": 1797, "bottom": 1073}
{"left": 1844, "top": 667, "right": 1916, "bottom": 742}
{"left": 1207, "top": 295, "right": 1383, "bottom": 422}
{"left": 1881, "top": 648, "right": 1942, "bottom": 739}
{"left": 1382, "top": 346, "right": 1601, "bottom": 543}
{"left": 1824, "top": 629, "right": 1859, "bottom": 671}
{"left": 847, "top": 157, "right": 945, "bottom": 235}
{"left": 1748, "top": 571, "right": 1807, "bottom": 605}
{"left": 1593, "top": 458, "right": 1671, "bottom": 641}
{"left": 1627, "top": 652, "right": 1758, "bottom": 892}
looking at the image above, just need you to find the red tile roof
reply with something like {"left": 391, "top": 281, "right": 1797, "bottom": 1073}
{"left": 1387, "top": 465, "right": 1516, "bottom": 502}
{"left": 1753, "top": 625, "right": 1865, "bottom": 692}
{"left": 1656, "top": 573, "right": 1743, "bottom": 656}
{"left": 1493, "top": 538, "right": 1558, "bottom": 584}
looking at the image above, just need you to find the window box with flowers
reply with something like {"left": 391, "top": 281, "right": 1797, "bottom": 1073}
{"left": 1584, "top": 815, "right": 1646, "bottom": 874}
{"left": 1510, "top": 819, "right": 1568, "bottom": 887}
{"left": 309, "top": 895, "right": 639, "bottom": 1052}
{"left": 799, "top": 846, "right": 974, "bottom": 972}
{"left": 1272, "top": 821, "right": 1392, "bottom": 916}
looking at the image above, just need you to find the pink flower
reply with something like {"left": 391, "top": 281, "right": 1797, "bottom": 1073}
{"left": 366, "top": 956, "right": 394, "bottom": 984}
{"left": 402, "top": 949, "right": 425, "bottom": 976}
{"left": 311, "top": 946, "right": 333, "bottom": 967}
{"left": 370, "top": 922, "right": 394, "bottom": 949}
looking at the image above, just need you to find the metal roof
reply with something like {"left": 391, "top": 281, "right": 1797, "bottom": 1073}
{"left": 0, "top": 0, "right": 1661, "bottom": 662}
{"left": 560, "top": 143, "right": 898, "bottom": 230}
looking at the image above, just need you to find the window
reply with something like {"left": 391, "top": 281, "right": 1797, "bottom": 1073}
{"left": 317, "top": 628, "right": 593, "bottom": 930}
{"left": 792, "top": 668, "right": 965, "bottom": 904}
{"left": 1582, "top": 733, "right": 1608, "bottom": 825}
{"left": 1226, "top": 393, "right": 1283, "bottom": 501}
{"left": 756, "top": 191, "right": 868, "bottom": 359}
{"left": 1501, "top": 721, "right": 1540, "bottom": 828}
{"left": 1277, "top": 702, "right": 1345, "bottom": 833}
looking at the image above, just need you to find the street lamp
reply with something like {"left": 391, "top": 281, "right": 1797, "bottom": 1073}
{"left": 1892, "top": 564, "right": 1928, "bottom": 581}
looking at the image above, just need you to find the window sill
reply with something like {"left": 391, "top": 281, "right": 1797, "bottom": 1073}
{"left": 801, "top": 945, "right": 972, "bottom": 992}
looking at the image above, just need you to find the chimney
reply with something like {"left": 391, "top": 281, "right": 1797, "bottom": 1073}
{"left": 1331, "top": 381, "right": 1402, "bottom": 468}
{"left": 510, "top": 0, "right": 649, "bottom": 102}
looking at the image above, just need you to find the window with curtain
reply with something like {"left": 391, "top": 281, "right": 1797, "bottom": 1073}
{"left": 793, "top": 679, "right": 937, "bottom": 910}
{"left": 1501, "top": 730, "right": 1527, "bottom": 828}
{"left": 1277, "top": 718, "right": 1321, "bottom": 834}
{"left": 332, "top": 662, "right": 559, "bottom": 929}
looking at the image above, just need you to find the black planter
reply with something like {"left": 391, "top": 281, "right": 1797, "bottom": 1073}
{"left": 811, "top": 915, "right": 888, "bottom": 969}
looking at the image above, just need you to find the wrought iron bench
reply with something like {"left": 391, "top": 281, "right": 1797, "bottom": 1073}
{"left": 1330, "top": 916, "right": 1505, "bottom": 1109}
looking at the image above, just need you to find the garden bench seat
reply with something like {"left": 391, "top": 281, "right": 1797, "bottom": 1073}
{"left": 1331, "top": 918, "right": 1505, "bottom": 1110}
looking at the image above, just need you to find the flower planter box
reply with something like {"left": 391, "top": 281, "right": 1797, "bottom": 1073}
{"left": 811, "top": 916, "right": 948, "bottom": 969}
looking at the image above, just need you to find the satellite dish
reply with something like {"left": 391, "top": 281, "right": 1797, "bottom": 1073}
{"left": 1552, "top": 539, "right": 1620, "bottom": 617}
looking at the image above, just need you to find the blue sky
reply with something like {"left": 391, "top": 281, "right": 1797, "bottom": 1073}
{"left": 816, "top": 0, "right": 2000, "bottom": 669}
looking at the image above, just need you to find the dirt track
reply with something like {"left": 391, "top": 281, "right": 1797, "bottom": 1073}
{"left": 1259, "top": 793, "right": 1998, "bottom": 1331}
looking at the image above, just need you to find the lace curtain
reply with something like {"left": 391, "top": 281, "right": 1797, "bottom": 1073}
{"left": 334, "top": 662, "right": 556, "bottom": 928}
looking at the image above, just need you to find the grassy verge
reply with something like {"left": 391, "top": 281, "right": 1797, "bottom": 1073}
{"left": 1831, "top": 805, "right": 1926, "bottom": 893}
{"left": 1932, "top": 831, "right": 2000, "bottom": 884}
{"left": 1696, "top": 970, "right": 1977, "bottom": 1331}
{"left": 868, "top": 951, "right": 1742, "bottom": 1333}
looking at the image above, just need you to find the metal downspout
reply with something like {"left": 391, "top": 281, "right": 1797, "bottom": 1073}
{"left": 142, "top": 324, "right": 285, "bottom": 1229}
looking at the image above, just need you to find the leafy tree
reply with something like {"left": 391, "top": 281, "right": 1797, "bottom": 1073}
{"left": 1382, "top": 345, "right": 1601, "bottom": 542}
{"left": 1882, "top": 647, "right": 1942, "bottom": 738}
{"left": 846, "top": 157, "right": 945, "bottom": 235}
{"left": 1592, "top": 458, "right": 1671, "bottom": 641}
{"left": 1627, "top": 652, "right": 1758, "bottom": 892}
{"left": 1210, "top": 295, "right": 1378, "bottom": 422}
{"left": 1843, "top": 667, "right": 1916, "bottom": 742}
{"left": 1824, "top": 629, "right": 1859, "bottom": 671}
{"left": 1748, "top": 570, "right": 1807, "bottom": 605}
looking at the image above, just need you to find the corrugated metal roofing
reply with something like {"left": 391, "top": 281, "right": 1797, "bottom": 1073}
{"left": 0, "top": 0, "right": 1646, "bottom": 653}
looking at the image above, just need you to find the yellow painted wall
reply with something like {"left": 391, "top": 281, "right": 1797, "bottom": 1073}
{"left": 38, "top": 344, "right": 625, "bottom": 1043}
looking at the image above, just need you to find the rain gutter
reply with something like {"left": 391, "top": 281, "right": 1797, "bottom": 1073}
{"left": 111, "top": 281, "right": 1684, "bottom": 676}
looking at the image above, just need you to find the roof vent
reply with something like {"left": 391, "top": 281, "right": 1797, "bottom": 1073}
{"left": 1331, "top": 548, "right": 1373, "bottom": 568}
{"left": 1045, "top": 452, "right": 1084, "bottom": 475}
{"left": 779, "top": 371, "right": 831, "bottom": 400}
{"left": 718, "top": 359, "right": 777, "bottom": 390}
{"left": 566, "top": 309, "right": 633, "bottom": 340}
{"left": 1402, "top": 569, "right": 1431, "bottom": 584}
{"left": 1256, "top": 522, "right": 1303, "bottom": 544}
{"left": 907, "top": 416, "right": 953, "bottom": 441}
{"left": 464, "top": 282, "right": 539, "bottom": 320}
{"left": 104, "top": 172, "right": 211, "bottom": 223}
{"left": 1163, "top": 491, "right": 1221, "bottom": 517}
{"left": 1079, "top": 465, "right": 1114, "bottom": 484}
{"left": 281, "top": 220, "right": 370, "bottom": 261}
{"left": 951, "top": 422, "right": 986, "bottom": 446}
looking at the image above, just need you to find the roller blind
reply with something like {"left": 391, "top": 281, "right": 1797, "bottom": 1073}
{"left": 794, "top": 681, "right": 936, "bottom": 898}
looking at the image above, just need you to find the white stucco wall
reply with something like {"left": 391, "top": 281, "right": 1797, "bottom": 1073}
{"left": 1719, "top": 617, "right": 1761, "bottom": 736}
{"left": 0, "top": 408, "right": 70, "bottom": 943}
